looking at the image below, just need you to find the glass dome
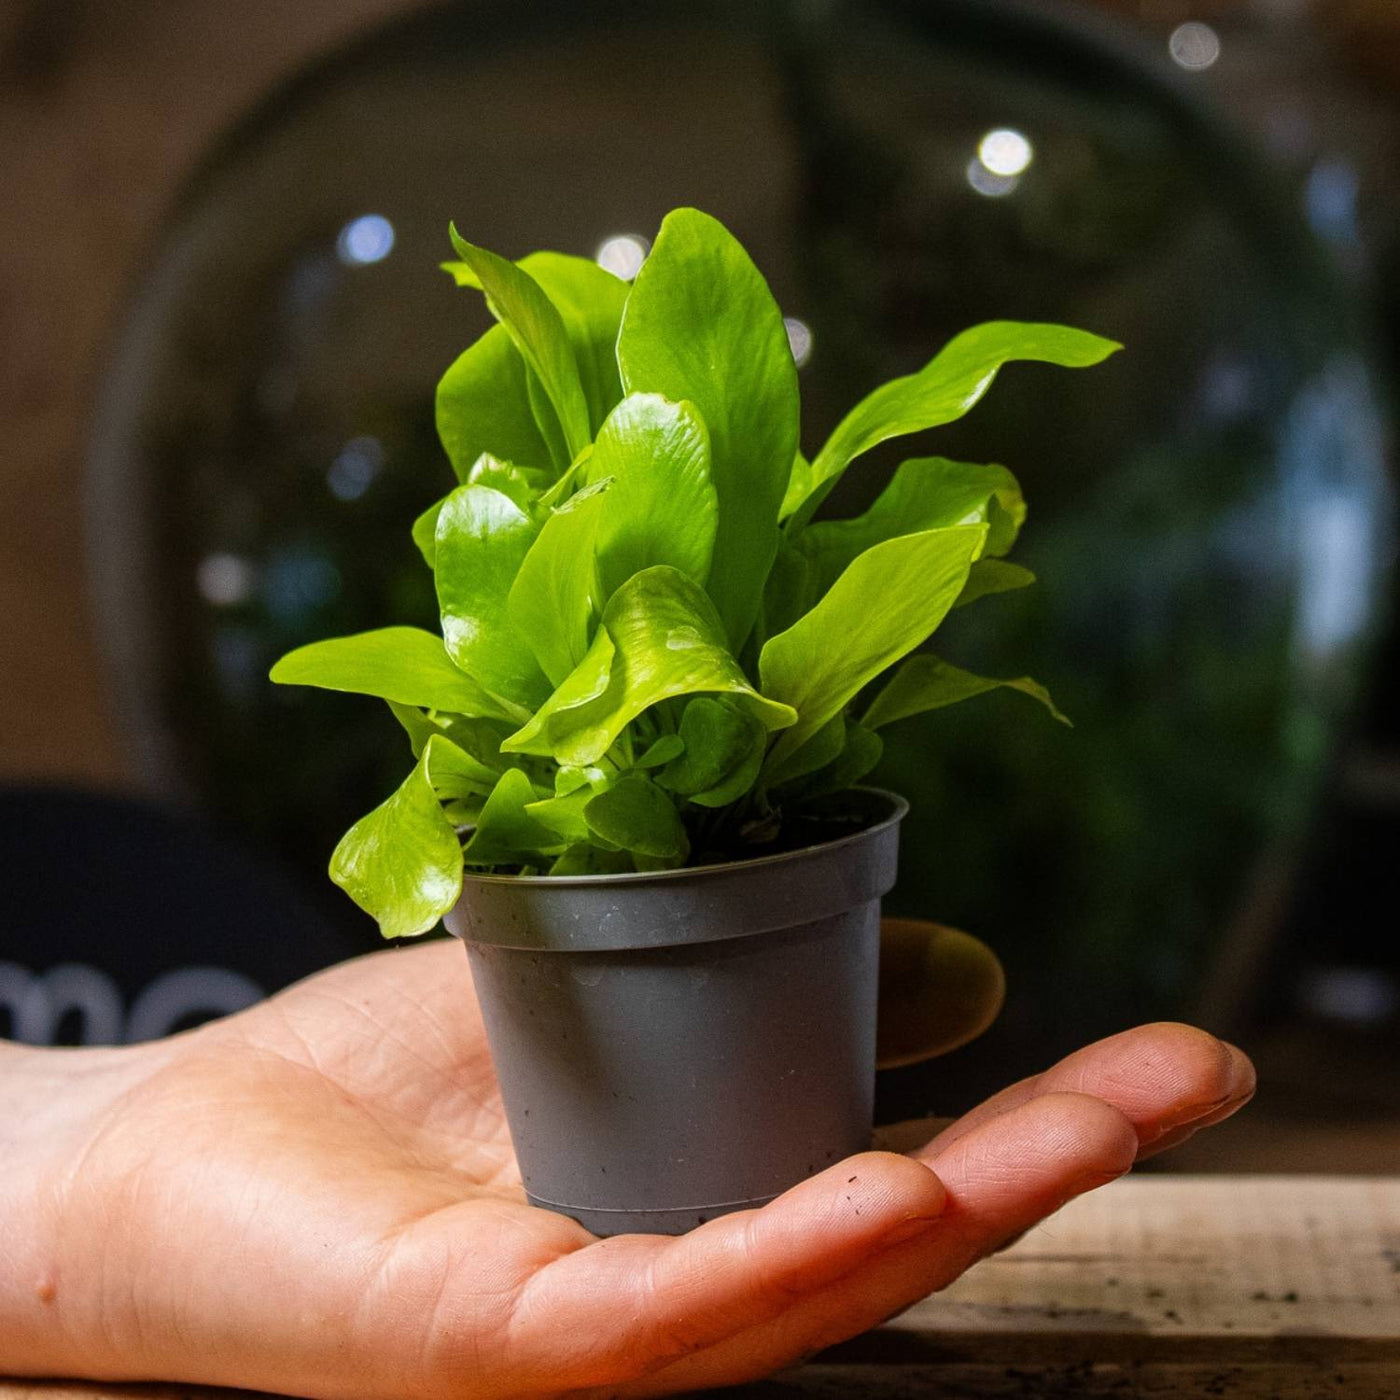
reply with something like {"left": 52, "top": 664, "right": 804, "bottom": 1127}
{"left": 86, "top": 0, "right": 1394, "bottom": 1096}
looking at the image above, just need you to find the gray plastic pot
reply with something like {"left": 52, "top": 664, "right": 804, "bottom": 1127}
{"left": 443, "top": 787, "right": 907, "bottom": 1237}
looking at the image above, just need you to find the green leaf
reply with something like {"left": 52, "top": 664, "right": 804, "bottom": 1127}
{"left": 330, "top": 750, "right": 462, "bottom": 939}
{"left": 270, "top": 627, "right": 518, "bottom": 721}
{"left": 548, "top": 844, "right": 634, "bottom": 876}
{"left": 538, "top": 444, "right": 594, "bottom": 511}
{"left": 507, "top": 477, "right": 611, "bottom": 687}
{"left": 445, "top": 251, "right": 629, "bottom": 436}
{"left": 585, "top": 393, "right": 718, "bottom": 603}
{"left": 617, "top": 208, "right": 799, "bottom": 647}
{"left": 757, "top": 542, "right": 817, "bottom": 647}
{"left": 774, "top": 719, "right": 884, "bottom": 802}
{"left": 762, "top": 712, "right": 846, "bottom": 790}
{"left": 421, "top": 732, "right": 499, "bottom": 799}
{"left": 524, "top": 786, "right": 597, "bottom": 846}
{"left": 466, "top": 454, "right": 550, "bottom": 514}
{"left": 503, "top": 566, "right": 796, "bottom": 766}
{"left": 955, "top": 558, "right": 1036, "bottom": 609}
{"left": 448, "top": 227, "right": 592, "bottom": 461}
{"left": 817, "top": 721, "right": 884, "bottom": 795}
{"left": 555, "top": 763, "right": 607, "bottom": 796}
{"left": 412, "top": 498, "right": 444, "bottom": 569}
{"left": 516, "top": 252, "right": 628, "bottom": 435}
{"left": 635, "top": 733, "right": 685, "bottom": 769}
{"left": 525, "top": 366, "right": 570, "bottom": 470}
{"left": 436, "top": 324, "right": 554, "bottom": 481}
{"left": 798, "top": 457, "right": 1026, "bottom": 597}
{"left": 657, "top": 696, "right": 766, "bottom": 808}
{"left": 502, "top": 628, "right": 618, "bottom": 764}
{"left": 862, "top": 653, "right": 1070, "bottom": 730}
{"left": 779, "top": 450, "right": 815, "bottom": 523}
{"left": 386, "top": 698, "right": 442, "bottom": 758}
{"left": 584, "top": 775, "right": 689, "bottom": 861}
{"left": 461, "top": 768, "right": 565, "bottom": 868}
{"left": 412, "top": 455, "right": 547, "bottom": 569}
{"left": 442, "top": 797, "right": 484, "bottom": 827}
{"left": 386, "top": 699, "right": 517, "bottom": 778}
{"left": 759, "top": 524, "right": 987, "bottom": 766}
{"left": 434, "top": 484, "right": 547, "bottom": 707}
{"left": 441, "top": 260, "right": 480, "bottom": 287}
{"left": 790, "top": 322, "right": 1120, "bottom": 529}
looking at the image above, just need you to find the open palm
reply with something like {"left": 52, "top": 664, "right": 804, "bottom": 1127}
{"left": 6, "top": 937, "right": 1252, "bottom": 1398}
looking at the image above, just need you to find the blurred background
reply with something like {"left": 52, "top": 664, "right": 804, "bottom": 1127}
{"left": 1, "top": 0, "right": 1397, "bottom": 1169}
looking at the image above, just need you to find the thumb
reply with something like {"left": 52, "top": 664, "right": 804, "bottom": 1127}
{"left": 878, "top": 918, "right": 1005, "bottom": 1068}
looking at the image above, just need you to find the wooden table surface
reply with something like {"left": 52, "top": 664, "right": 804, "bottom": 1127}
{"left": 4, "top": 1175, "right": 1397, "bottom": 1399}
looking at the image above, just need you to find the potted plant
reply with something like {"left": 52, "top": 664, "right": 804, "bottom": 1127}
{"left": 272, "top": 207, "right": 1117, "bottom": 1236}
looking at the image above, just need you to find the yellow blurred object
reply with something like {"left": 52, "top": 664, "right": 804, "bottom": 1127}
{"left": 877, "top": 918, "right": 1007, "bottom": 1068}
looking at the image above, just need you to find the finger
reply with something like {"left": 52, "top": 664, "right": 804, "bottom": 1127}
{"left": 922, "top": 1090, "right": 1137, "bottom": 1254}
{"left": 505, "top": 1151, "right": 947, "bottom": 1392}
{"left": 911, "top": 1022, "right": 1255, "bottom": 1160}
{"left": 1134, "top": 1082, "right": 1256, "bottom": 1162}
{"left": 611, "top": 1090, "right": 1137, "bottom": 1396}
{"left": 877, "top": 920, "right": 1005, "bottom": 1067}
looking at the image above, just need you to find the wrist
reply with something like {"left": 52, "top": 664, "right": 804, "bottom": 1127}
{"left": 0, "top": 1037, "right": 174, "bottom": 1375}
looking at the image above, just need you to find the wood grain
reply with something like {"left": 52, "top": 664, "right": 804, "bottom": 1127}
{"left": 3, "top": 1176, "right": 1396, "bottom": 1398}
{"left": 875, "top": 1174, "right": 1400, "bottom": 1361}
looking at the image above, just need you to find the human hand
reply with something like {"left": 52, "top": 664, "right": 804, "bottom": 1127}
{"left": 0, "top": 932, "right": 1253, "bottom": 1398}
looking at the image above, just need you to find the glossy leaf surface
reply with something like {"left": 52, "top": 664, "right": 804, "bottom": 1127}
{"left": 760, "top": 525, "right": 987, "bottom": 765}
{"left": 504, "top": 566, "right": 795, "bottom": 766}
{"left": 412, "top": 455, "right": 546, "bottom": 569}
{"left": 508, "top": 477, "right": 611, "bottom": 686}
{"left": 421, "top": 731, "right": 500, "bottom": 799}
{"left": 436, "top": 324, "right": 553, "bottom": 481}
{"left": 461, "top": 767, "right": 563, "bottom": 868}
{"left": 270, "top": 627, "right": 515, "bottom": 720}
{"left": 434, "top": 484, "right": 546, "bottom": 707}
{"left": 444, "top": 250, "right": 627, "bottom": 435}
{"left": 799, "top": 457, "right": 1025, "bottom": 596}
{"left": 517, "top": 252, "right": 628, "bottom": 434}
{"left": 329, "top": 747, "right": 462, "bottom": 939}
{"left": 617, "top": 208, "right": 799, "bottom": 646}
{"left": 449, "top": 228, "right": 592, "bottom": 460}
{"left": 586, "top": 393, "right": 717, "bottom": 603}
{"left": 500, "top": 629, "right": 617, "bottom": 765}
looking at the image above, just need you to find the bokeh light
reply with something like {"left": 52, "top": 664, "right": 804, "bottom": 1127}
{"left": 595, "top": 233, "right": 649, "bottom": 280}
{"left": 335, "top": 213, "right": 395, "bottom": 265}
{"left": 977, "top": 127, "right": 1033, "bottom": 177}
{"left": 1169, "top": 21, "right": 1222, "bottom": 71}
{"left": 783, "top": 315, "right": 814, "bottom": 368}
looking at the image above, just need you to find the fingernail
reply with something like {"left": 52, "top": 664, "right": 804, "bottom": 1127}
{"left": 879, "top": 1213, "right": 942, "bottom": 1248}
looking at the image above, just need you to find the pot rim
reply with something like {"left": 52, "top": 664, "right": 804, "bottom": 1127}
{"left": 459, "top": 785, "right": 909, "bottom": 890}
